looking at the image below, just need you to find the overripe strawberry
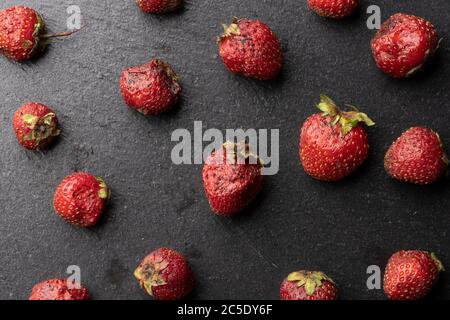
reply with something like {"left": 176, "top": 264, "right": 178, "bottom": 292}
{"left": 299, "top": 95, "right": 375, "bottom": 181}
{"left": 12, "top": 102, "right": 60, "bottom": 150}
{"left": 280, "top": 270, "right": 337, "bottom": 300}
{"left": 384, "top": 250, "right": 444, "bottom": 300}
{"left": 308, "top": 0, "right": 358, "bottom": 19}
{"left": 218, "top": 18, "right": 283, "bottom": 80}
{"left": 371, "top": 13, "right": 438, "bottom": 78}
{"left": 29, "top": 278, "right": 89, "bottom": 300}
{"left": 136, "top": 0, "right": 183, "bottom": 13}
{"left": 134, "top": 248, "right": 194, "bottom": 300}
{"left": 202, "top": 142, "right": 264, "bottom": 216}
{"left": 120, "top": 59, "right": 182, "bottom": 116}
{"left": 385, "top": 127, "right": 448, "bottom": 185}
{"left": 0, "top": 6, "right": 76, "bottom": 61}
{"left": 53, "top": 172, "right": 110, "bottom": 227}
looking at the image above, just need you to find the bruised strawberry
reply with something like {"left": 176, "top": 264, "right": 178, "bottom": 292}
{"left": 218, "top": 18, "right": 283, "bottom": 80}
{"left": 384, "top": 250, "right": 444, "bottom": 300}
{"left": 53, "top": 172, "right": 110, "bottom": 227}
{"left": 300, "top": 95, "right": 375, "bottom": 181}
{"left": 384, "top": 127, "right": 448, "bottom": 185}
{"left": 0, "top": 6, "right": 76, "bottom": 61}
{"left": 308, "top": 0, "right": 359, "bottom": 19}
{"left": 280, "top": 270, "right": 337, "bottom": 300}
{"left": 120, "top": 59, "right": 182, "bottom": 116}
{"left": 134, "top": 248, "right": 194, "bottom": 300}
{"left": 371, "top": 13, "right": 438, "bottom": 78}
{"left": 12, "top": 102, "right": 60, "bottom": 150}
{"left": 136, "top": 0, "right": 183, "bottom": 13}
{"left": 202, "top": 142, "right": 264, "bottom": 216}
{"left": 29, "top": 278, "right": 89, "bottom": 300}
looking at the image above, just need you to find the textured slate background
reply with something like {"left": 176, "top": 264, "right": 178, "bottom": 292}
{"left": 0, "top": 0, "right": 449, "bottom": 300}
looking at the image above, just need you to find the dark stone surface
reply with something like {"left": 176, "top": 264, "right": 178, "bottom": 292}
{"left": 0, "top": 0, "right": 449, "bottom": 300}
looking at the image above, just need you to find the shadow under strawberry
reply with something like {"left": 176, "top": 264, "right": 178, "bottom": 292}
{"left": 221, "top": 178, "right": 271, "bottom": 224}
{"left": 228, "top": 70, "right": 287, "bottom": 95}
{"left": 88, "top": 187, "right": 116, "bottom": 231}
{"left": 424, "top": 270, "right": 447, "bottom": 300}
{"left": 383, "top": 44, "right": 445, "bottom": 85}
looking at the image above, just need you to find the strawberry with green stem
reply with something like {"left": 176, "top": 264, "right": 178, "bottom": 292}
{"left": 53, "top": 172, "right": 110, "bottom": 227}
{"left": 218, "top": 18, "right": 283, "bottom": 80}
{"left": 202, "top": 142, "right": 264, "bottom": 216}
{"left": 300, "top": 95, "right": 375, "bottom": 181}
{"left": 384, "top": 250, "right": 444, "bottom": 300}
{"left": 280, "top": 270, "right": 337, "bottom": 300}
{"left": 13, "top": 102, "right": 60, "bottom": 150}
{"left": 134, "top": 248, "right": 194, "bottom": 300}
{"left": 0, "top": 6, "right": 78, "bottom": 61}
{"left": 384, "top": 127, "right": 448, "bottom": 185}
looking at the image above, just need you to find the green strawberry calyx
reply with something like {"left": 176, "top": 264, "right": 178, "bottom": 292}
{"left": 21, "top": 11, "right": 45, "bottom": 55}
{"left": 95, "top": 177, "right": 110, "bottom": 200}
{"left": 134, "top": 260, "right": 169, "bottom": 297}
{"left": 287, "top": 270, "right": 335, "bottom": 296}
{"left": 36, "top": 13, "right": 82, "bottom": 48}
{"left": 21, "top": 112, "right": 60, "bottom": 147}
{"left": 222, "top": 141, "right": 264, "bottom": 166}
{"left": 442, "top": 154, "right": 449, "bottom": 166}
{"left": 431, "top": 252, "right": 445, "bottom": 272}
{"left": 218, "top": 17, "right": 241, "bottom": 42}
{"left": 317, "top": 95, "right": 375, "bottom": 135}
{"left": 24, "top": 11, "right": 80, "bottom": 56}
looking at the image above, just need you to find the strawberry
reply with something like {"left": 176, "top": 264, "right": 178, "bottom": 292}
{"left": 218, "top": 18, "right": 283, "bottom": 80}
{"left": 29, "top": 278, "right": 89, "bottom": 300}
{"left": 12, "top": 102, "right": 60, "bottom": 150}
{"left": 299, "top": 95, "right": 375, "bottom": 181}
{"left": 53, "top": 172, "right": 110, "bottom": 227}
{"left": 384, "top": 250, "right": 444, "bottom": 300}
{"left": 202, "top": 142, "right": 264, "bottom": 216}
{"left": 134, "top": 248, "right": 194, "bottom": 300}
{"left": 120, "top": 59, "right": 182, "bottom": 116}
{"left": 136, "top": 0, "right": 183, "bottom": 13}
{"left": 307, "top": 0, "right": 359, "bottom": 19}
{"left": 0, "top": 6, "right": 76, "bottom": 61}
{"left": 371, "top": 13, "right": 438, "bottom": 78}
{"left": 385, "top": 127, "right": 448, "bottom": 185}
{"left": 280, "top": 270, "right": 337, "bottom": 300}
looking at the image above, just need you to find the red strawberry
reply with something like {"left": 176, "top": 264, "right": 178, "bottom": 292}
{"left": 120, "top": 59, "right": 182, "bottom": 116}
{"left": 384, "top": 250, "right": 444, "bottom": 300}
{"left": 299, "top": 95, "right": 375, "bottom": 181}
{"left": 280, "top": 270, "right": 337, "bottom": 300}
{"left": 29, "top": 278, "right": 89, "bottom": 300}
{"left": 371, "top": 13, "right": 438, "bottom": 78}
{"left": 385, "top": 127, "right": 448, "bottom": 185}
{"left": 136, "top": 0, "right": 183, "bottom": 13}
{"left": 53, "top": 172, "right": 110, "bottom": 227}
{"left": 218, "top": 18, "right": 283, "bottom": 80}
{"left": 12, "top": 102, "right": 60, "bottom": 150}
{"left": 134, "top": 248, "right": 194, "bottom": 300}
{"left": 202, "top": 142, "right": 264, "bottom": 216}
{"left": 0, "top": 6, "right": 76, "bottom": 61}
{"left": 308, "top": 0, "right": 359, "bottom": 19}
